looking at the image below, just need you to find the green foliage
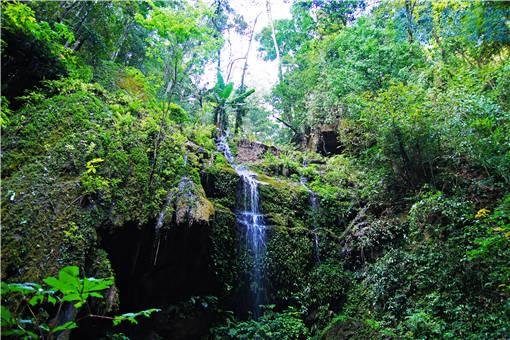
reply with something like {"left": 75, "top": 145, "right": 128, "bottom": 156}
{"left": 208, "top": 72, "right": 255, "bottom": 132}
{"left": 1, "top": 266, "right": 159, "bottom": 338}
{"left": 2, "top": 0, "right": 510, "bottom": 338}
{"left": 1, "top": 1, "right": 74, "bottom": 54}
{"left": 168, "top": 103, "right": 189, "bottom": 124}
{"left": 299, "top": 261, "right": 352, "bottom": 332}
{"left": 1, "top": 96, "right": 11, "bottom": 127}
{"left": 42, "top": 266, "right": 113, "bottom": 308}
{"left": 408, "top": 190, "right": 472, "bottom": 239}
{"left": 400, "top": 310, "right": 444, "bottom": 339}
{"left": 268, "top": 0, "right": 509, "bottom": 197}
{"left": 1, "top": 1, "right": 75, "bottom": 100}
{"left": 85, "top": 158, "right": 104, "bottom": 174}
{"left": 214, "top": 306, "right": 309, "bottom": 339}
{"left": 346, "top": 190, "right": 510, "bottom": 338}
{"left": 467, "top": 195, "right": 510, "bottom": 294}
{"left": 113, "top": 309, "right": 160, "bottom": 326}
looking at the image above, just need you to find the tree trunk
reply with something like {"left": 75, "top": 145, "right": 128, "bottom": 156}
{"left": 266, "top": 0, "right": 282, "bottom": 80}
{"left": 404, "top": 0, "right": 415, "bottom": 44}
{"left": 240, "top": 13, "right": 260, "bottom": 91}
{"left": 111, "top": 20, "right": 133, "bottom": 61}
{"left": 234, "top": 14, "right": 259, "bottom": 134}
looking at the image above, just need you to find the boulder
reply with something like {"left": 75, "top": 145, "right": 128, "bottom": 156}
{"left": 174, "top": 177, "right": 214, "bottom": 226}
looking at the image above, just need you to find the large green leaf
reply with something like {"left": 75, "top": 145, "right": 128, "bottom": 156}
{"left": 216, "top": 71, "right": 225, "bottom": 90}
{"left": 230, "top": 88, "right": 255, "bottom": 104}
{"left": 1, "top": 282, "right": 41, "bottom": 295}
{"left": 220, "top": 83, "right": 234, "bottom": 100}
{"left": 50, "top": 321, "right": 78, "bottom": 333}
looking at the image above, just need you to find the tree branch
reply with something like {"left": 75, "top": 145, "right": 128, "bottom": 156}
{"left": 275, "top": 116, "right": 298, "bottom": 134}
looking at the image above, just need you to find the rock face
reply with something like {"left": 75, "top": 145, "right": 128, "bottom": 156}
{"left": 302, "top": 123, "right": 341, "bottom": 155}
{"left": 174, "top": 176, "right": 214, "bottom": 226}
{"left": 236, "top": 140, "right": 280, "bottom": 164}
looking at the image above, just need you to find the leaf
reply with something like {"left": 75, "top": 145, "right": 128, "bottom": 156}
{"left": 82, "top": 277, "right": 113, "bottom": 292}
{"left": 230, "top": 89, "right": 255, "bottom": 104}
{"left": 3, "top": 329, "right": 38, "bottom": 339}
{"left": 28, "top": 294, "right": 44, "bottom": 306}
{"left": 220, "top": 83, "right": 234, "bottom": 99}
{"left": 112, "top": 308, "right": 161, "bottom": 327}
{"left": 47, "top": 295, "right": 57, "bottom": 305}
{"left": 62, "top": 293, "right": 81, "bottom": 303}
{"left": 50, "top": 321, "right": 78, "bottom": 333}
{"left": 1, "top": 306, "right": 15, "bottom": 326}
{"left": 43, "top": 276, "right": 68, "bottom": 292}
{"left": 2, "top": 282, "right": 41, "bottom": 294}
{"left": 216, "top": 71, "right": 225, "bottom": 89}
{"left": 59, "top": 266, "right": 80, "bottom": 280}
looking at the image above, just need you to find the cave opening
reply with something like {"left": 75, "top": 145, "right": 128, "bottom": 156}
{"left": 74, "top": 220, "right": 222, "bottom": 339}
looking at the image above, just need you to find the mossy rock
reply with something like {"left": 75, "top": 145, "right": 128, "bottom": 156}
{"left": 201, "top": 166, "right": 239, "bottom": 210}
{"left": 209, "top": 203, "right": 241, "bottom": 295}
{"left": 1, "top": 162, "right": 97, "bottom": 282}
{"left": 174, "top": 177, "right": 215, "bottom": 226}
{"left": 85, "top": 248, "right": 120, "bottom": 314}
{"left": 258, "top": 177, "right": 309, "bottom": 228}
{"left": 320, "top": 315, "right": 387, "bottom": 340}
{"left": 266, "top": 225, "right": 314, "bottom": 302}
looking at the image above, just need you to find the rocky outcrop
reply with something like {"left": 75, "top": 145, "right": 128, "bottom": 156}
{"left": 236, "top": 140, "right": 280, "bottom": 164}
{"left": 174, "top": 177, "right": 214, "bottom": 226}
{"left": 302, "top": 123, "right": 341, "bottom": 155}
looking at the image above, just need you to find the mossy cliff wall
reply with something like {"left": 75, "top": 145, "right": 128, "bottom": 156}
{"left": 2, "top": 81, "right": 356, "bottom": 337}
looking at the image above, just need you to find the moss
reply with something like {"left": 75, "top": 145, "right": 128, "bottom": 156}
{"left": 85, "top": 248, "right": 120, "bottom": 313}
{"left": 1, "top": 78, "right": 224, "bottom": 288}
{"left": 209, "top": 203, "right": 241, "bottom": 294}
{"left": 320, "top": 315, "right": 388, "bottom": 340}
{"left": 258, "top": 177, "right": 309, "bottom": 228}
{"left": 1, "top": 160, "right": 97, "bottom": 282}
{"left": 201, "top": 165, "right": 239, "bottom": 210}
{"left": 266, "top": 226, "right": 313, "bottom": 302}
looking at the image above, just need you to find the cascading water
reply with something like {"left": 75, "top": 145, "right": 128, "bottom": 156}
{"left": 216, "top": 134, "right": 267, "bottom": 318}
{"left": 300, "top": 161, "right": 321, "bottom": 262}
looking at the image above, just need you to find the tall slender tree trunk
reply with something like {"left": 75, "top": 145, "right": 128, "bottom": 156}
{"left": 214, "top": 0, "right": 223, "bottom": 74}
{"left": 235, "top": 14, "right": 260, "bottom": 133}
{"left": 240, "top": 13, "right": 260, "bottom": 91}
{"left": 66, "top": 2, "right": 94, "bottom": 49}
{"left": 111, "top": 20, "right": 133, "bottom": 61}
{"left": 266, "top": 0, "right": 282, "bottom": 81}
{"left": 404, "top": 0, "right": 415, "bottom": 44}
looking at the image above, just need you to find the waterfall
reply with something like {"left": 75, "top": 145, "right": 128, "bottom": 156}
{"left": 216, "top": 134, "right": 267, "bottom": 318}
{"left": 300, "top": 161, "right": 320, "bottom": 262}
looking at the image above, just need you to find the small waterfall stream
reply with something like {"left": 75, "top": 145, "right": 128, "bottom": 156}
{"left": 216, "top": 134, "right": 267, "bottom": 318}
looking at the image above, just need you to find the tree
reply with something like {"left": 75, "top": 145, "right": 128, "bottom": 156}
{"left": 209, "top": 72, "right": 254, "bottom": 132}
{"left": 136, "top": 1, "right": 220, "bottom": 102}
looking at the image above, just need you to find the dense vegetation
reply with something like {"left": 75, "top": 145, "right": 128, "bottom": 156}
{"left": 1, "top": 0, "right": 509, "bottom": 339}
